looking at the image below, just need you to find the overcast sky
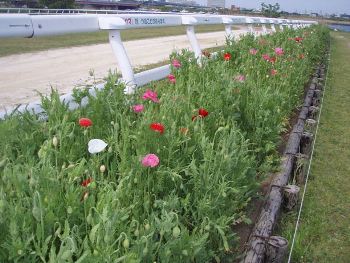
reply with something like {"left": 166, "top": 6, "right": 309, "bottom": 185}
{"left": 199, "top": 0, "right": 350, "bottom": 14}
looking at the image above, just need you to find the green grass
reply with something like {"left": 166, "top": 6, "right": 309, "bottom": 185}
{"left": 0, "top": 24, "right": 228, "bottom": 57}
{"left": 279, "top": 31, "right": 350, "bottom": 262}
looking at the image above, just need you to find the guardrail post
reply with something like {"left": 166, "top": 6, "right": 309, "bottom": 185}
{"left": 224, "top": 24, "right": 233, "bottom": 39}
{"left": 248, "top": 24, "right": 254, "bottom": 34}
{"left": 108, "top": 29, "right": 136, "bottom": 94}
{"left": 262, "top": 24, "right": 267, "bottom": 34}
{"left": 279, "top": 24, "right": 284, "bottom": 31}
{"left": 186, "top": 25, "right": 202, "bottom": 60}
{"left": 271, "top": 23, "right": 276, "bottom": 32}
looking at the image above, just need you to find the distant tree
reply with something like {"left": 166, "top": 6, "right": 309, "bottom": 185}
{"left": 159, "top": 6, "right": 173, "bottom": 12}
{"left": 261, "top": 2, "right": 281, "bottom": 18}
{"left": 39, "top": 0, "right": 75, "bottom": 9}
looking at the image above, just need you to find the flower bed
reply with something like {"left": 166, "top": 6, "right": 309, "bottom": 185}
{"left": 0, "top": 26, "right": 329, "bottom": 262}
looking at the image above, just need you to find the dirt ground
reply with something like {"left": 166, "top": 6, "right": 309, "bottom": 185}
{"left": 0, "top": 30, "right": 247, "bottom": 110}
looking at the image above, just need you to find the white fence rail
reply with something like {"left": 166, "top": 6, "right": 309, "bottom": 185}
{"left": 0, "top": 13, "right": 316, "bottom": 119}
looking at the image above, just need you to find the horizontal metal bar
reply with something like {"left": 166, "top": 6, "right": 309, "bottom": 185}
{"left": 0, "top": 13, "right": 317, "bottom": 38}
{"left": 134, "top": 65, "right": 171, "bottom": 86}
{"left": 0, "top": 64, "right": 171, "bottom": 119}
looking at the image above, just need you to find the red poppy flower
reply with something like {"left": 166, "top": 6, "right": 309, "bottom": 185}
{"left": 79, "top": 118, "right": 93, "bottom": 127}
{"left": 299, "top": 54, "right": 305, "bottom": 59}
{"left": 150, "top": 123, "right": 165, "bottom": 134}
{"left": 223, "top": 52, "right": 231, "bottom": 61}
{"left": 81, "top": 178, "right": 92, "bottom": 187}
{"left": 192, "top": 115, "right": 197, "bottom": 121}
{"left": 198, "top": 108, "right": 209, "bottom": 118}
{"left": 262, "top": 54, "right": 270, "bottom": 61}
{"left": 268, "top": 56, "right": 276, "bottom": 63}
{"left": 295, "top": 37, "right": 303, "bottom": 43}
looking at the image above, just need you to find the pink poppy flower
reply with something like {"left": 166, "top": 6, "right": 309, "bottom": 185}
{"left": 132, "top": 104, "right": 144, "bottom": 113}
{"left": 141, "top": 154, "right": 159, "bottom": 168}
{"left": 271, "top": 69, "right": 278, "bottom": 76}
{"left": 249, "top": 48, "right": 258, "bottom": 55}
{"left": 235, "top": 74, "right": 246, "bottom": 83}
{"left": 262, "top": 54, "right": 270, "bottom": 61}
{"left": 274, "top": 47, "right": 284, "bottom": 56}
{"left": 172, "top": 59, "right": 181, "bottom": 68}
{"left": 142, "top": 89, "right": 159, "bottom": 103}
{"left": 168, "top": 74, "right": 176, "bottom": 84}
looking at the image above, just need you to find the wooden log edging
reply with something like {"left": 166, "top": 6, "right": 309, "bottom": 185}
{"left": 241, "top": 64, "right": 326, "bottom": 263}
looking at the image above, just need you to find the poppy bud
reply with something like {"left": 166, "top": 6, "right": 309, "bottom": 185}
{"left": 123, "top": 238, "right": 130, "bottom": 249}
{"left": 52, "top": 136, "right": 58, "bottom": 147}
{"left": 172, "top": 226, "right": 181, "bottom": 238}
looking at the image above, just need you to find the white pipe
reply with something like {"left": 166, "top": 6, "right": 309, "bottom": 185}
{"left": 186, "top": 25, "right": 202, "bottom": 60}
{"left": 248, "top": 24, "right": 254, "bottom": 34}
{"left": 224, "top": 24, "right": 233, "bottom": 39}
{"left": 108, "top": 30, "right": 136, "bottom": 94}
{"left": 271, "top": 24, "right": 276, "bottom": 32}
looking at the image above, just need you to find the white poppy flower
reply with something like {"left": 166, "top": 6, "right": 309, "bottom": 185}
{"left": 88, "top": 139, "right": 108, "bottom": 154}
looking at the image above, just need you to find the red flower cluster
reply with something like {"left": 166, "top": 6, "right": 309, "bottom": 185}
{"left": 198, "top": 108, "right": 209, "bottom": 117}
{"left": 223, "top": 52, "right": 231, "bottom": 61}
{"left": 262, "top": 54, "right": 276, "bottom": 63}
{"left": 269, "top": 56, "right": 276, "bottom": 63}
{"left": 192, "top": 108, "right": 209, "bottom": 121}
{"left": 295, "top": 37, "right": 303, "bottom": 43}
{"left": 79, "top": 118, "right": 93, "bottom": 127}
{"left": 81, "top": 178, "right": 92, "bottom": 187}
{"left": 150, "top": 123, "right": 165, "bottom": 134}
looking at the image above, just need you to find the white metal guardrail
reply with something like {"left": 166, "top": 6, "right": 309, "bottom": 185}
{"left": 0, "top": 8, "right": 152, "bottom": 14}
{"left": 0, "top": 13, "right": 316, "bottom": 119}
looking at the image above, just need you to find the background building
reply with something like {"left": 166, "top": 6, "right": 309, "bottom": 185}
{"left": 167, "top": 0, "right": 197, "bottom": 5}
{"left": 207, "top": 0, "right": 225, "bottom": 8}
